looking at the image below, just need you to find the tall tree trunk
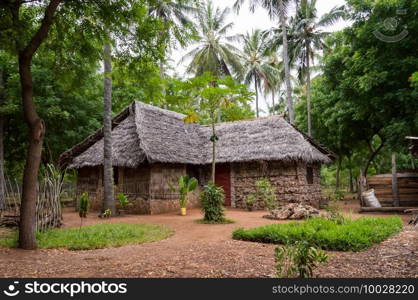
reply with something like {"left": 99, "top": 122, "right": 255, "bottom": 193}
{"left": 306, "top": 42, "right": 312, "bottom": 136}
{"left": 0, "top": 69, "right": 5, "bottom": 210}
{"left": 255, "top": 77, "right": 259, "bottom": 118}
{"left": 211, "top": 120, "right": 216, "bottom": 183}
{"left": 103, "top": 42, "right": 115, "bottom": 214}
{"left": 391, "top": 153, "right": 400, "bottom": 207}
{"left": 271, "top": 92, "right": 275, "bottom": 115}
{"left": 16, "top": 0, "right": 61, "bottom": 250}
{"left": 348, "top": 155, "right": 354, "bottom": 193}
{"left": 279, "top": 0, "right": 294, "bottom": 124}
{"left": 335, "top": 158, "right": 341, "bottom": 191}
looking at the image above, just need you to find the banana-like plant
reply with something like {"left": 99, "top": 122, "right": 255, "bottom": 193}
{"left": 169, "top": 175, "right": 198, "bottom": 208}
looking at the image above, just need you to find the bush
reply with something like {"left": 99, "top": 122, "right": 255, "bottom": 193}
{"left": 233, "top": 216, "right": 403, "bottom": 251}
{"left": 324, "top": 205, "right": 346, "bottom": 225}
{"left": 255, "top": 178, "right": 277, "bottom": 211}
{"left": 78, "top": 192, "right": 89, "bottom": 218}
{"left": 333, "top": 190, "right": 345, "bottom": 202}
{"left": 275, "top": 241, "right": 328, "bottom": 278}
{"left": 0, "top": 223, "right": 173, "bottom": 250}
{"left": 244, "top": 193, "right": 256, "bottom": 210}
{"left": 200, "top": 183, "right": 226, "bottom": 223}
{"left": 117, "top": 193, "right": 129, "bottom": 209}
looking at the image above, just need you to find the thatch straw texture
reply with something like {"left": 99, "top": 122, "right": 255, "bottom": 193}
{"left": 61, "top": 101, "right": 333, "bottom": 169}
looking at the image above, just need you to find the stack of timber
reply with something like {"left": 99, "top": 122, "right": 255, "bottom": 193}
{"left": 367, "top": 173, "right": 418, "bottom": 207}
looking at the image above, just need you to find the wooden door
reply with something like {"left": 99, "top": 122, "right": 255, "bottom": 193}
{"left": 215, "top": 164, "right": 231, "bottom": 206}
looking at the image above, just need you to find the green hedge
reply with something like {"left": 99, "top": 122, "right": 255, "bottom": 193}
{"left": 232, "top": 217, "right": 403, "bottom": 251}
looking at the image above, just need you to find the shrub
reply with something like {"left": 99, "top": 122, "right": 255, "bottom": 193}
{"left": 275, "top": 241, "right": 328, "bottom": 278}
{"left": 78, "top": 192, "right": 89, "bottom": 224}
{"left": 333, "top": 190, "right": 345, "bottom": 202}
{"left": 200, "top": 183, "right": 225, "bottom": 223}
{"left": 255, "top": 178, "right": 277, "bottom": 211}
{"left": 117, "top": 193, "right": 129, "bottom": 209}
{"left": 244, "top": 193, "right": 256, "bottom": 211}
{"left": 324, "top": 205, "right": 346, "bottom": 225}
{"left": 233, "top": 216, "right": 403, "bottom": 251}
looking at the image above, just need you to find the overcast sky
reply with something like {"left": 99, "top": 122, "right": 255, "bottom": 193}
{"left": 170, "top": 0, "right": 349, "bottom": 116}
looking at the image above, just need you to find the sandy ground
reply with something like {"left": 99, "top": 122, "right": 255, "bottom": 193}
{"left": 0, "top": 201, "right": 417, "bottom": 278}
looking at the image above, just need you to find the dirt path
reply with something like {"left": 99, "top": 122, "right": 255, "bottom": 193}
{"left": 0, "top": 207, "right": 417, "bottom": 278}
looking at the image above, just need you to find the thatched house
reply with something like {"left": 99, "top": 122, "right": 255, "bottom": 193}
{"left": 60, "top": 101, "right": 335, "bottom": 214}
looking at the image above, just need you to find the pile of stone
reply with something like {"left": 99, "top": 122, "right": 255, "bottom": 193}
{"left": 263, "top": 203, "right": 319, "bottom": 220}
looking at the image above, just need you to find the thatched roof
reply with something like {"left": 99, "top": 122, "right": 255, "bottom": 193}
{"left": 59, "top": 101, "right": 335, "bottom": 169}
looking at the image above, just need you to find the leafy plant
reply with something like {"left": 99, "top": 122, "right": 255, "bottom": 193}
{"left": 117, "top": 193, "right": 129, "bottom": 209}
{"left": 233, "top": 216, "right": 403, "bottom": 251}
{"left": 200, "top": 183, "right": 226, "bottom": 223}
{"left": 255, "top": 178, "right": 277, "bottom": 211}
{"left": 333, "top": 190, "right": 345, "bottom": 202}
{"left": 169, "top": 175, "right": 198, "bottom": 208}
{"left": 275, "top": 241, "right": 329, "bottom": 278}
{"left": 324, "top": 205, "right": 345, "bottom": 225}
{"left": 103, "top": 209, "right": 112, "bottom": 218}
{"left": 244, "top": 193, "right": 256, "bottom": 211}
{"left": 78, "top": 192, "right": 89, "bottom": 228}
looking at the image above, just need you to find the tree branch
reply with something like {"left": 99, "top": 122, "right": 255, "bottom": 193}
{"left": 20, "top": 0, "right": 62, "bottom": 59}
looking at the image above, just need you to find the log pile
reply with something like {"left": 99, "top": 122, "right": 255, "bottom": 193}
{"left": 263, "top": 203, "right": 320, "bottom": 220}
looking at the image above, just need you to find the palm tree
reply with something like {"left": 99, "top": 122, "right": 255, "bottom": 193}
{"left": 240, "top": 30, "right": 280, "bottom": 117}
{"left": 103, "top": 40, "right": 115, "bottom": 215}
{"left": 234, "top": 0, "right": 295, "bottom": 124}
{"left": 149, "top": 0, "right": 197, "bottom": 78}
{"left": 289, "top": 0, "right": 345, "bottom": 136}
{"left": 263, "top": 54, "right": 283, "bottom": 115}
{"left": 180, "top": 0, "right": 243, "bottom": 78}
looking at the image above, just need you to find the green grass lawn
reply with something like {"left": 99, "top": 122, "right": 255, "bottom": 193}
{"left": 0, "top": 223, "right": 173, "bottom": 250}
{"left": 232, "top": 216, "right": 403, "bottom": 251}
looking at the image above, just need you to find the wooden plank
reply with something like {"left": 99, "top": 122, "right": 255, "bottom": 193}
{"left": 359, "top": 207, "right": 415, "bottom": 213}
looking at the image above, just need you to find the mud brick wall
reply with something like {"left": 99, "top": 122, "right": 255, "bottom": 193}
{"left": 231, "top": 161, "right": 322, "bottom": 209}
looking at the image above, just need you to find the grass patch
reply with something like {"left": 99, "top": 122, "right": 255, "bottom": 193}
{"left": 0, "top": 223, "right": 173, "bottom": 250}
{"left": 195, "top": 218, "right": 235, "bottom": 224}
{"left": 232, "top": 216, "right": 402, "bottom": 251}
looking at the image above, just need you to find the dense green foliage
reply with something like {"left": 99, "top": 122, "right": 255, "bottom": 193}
{"left": 295, "top": 0, "right": 418, "bottom": 186}
{"left": 232, "top": 216, "right": 403, "bottom": 251}
{"left": 0, "top": 223, "right": 173, "bottom": 250}
{"left": 275, "top": 241, "right": 328, "bottom": 278}
{"left": 200, "top": 183, "right": 226, "bottom": 223}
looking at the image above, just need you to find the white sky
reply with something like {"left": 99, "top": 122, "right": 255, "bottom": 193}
{"left": 170, "top": 0, "right": 349, "bottom": 116}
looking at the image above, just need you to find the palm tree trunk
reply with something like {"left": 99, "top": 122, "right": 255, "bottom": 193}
{"left": 279, "top": 0, "right": 294, "bottom": 124}
{"left": 103, "top": 42, "right": 115, "bottom": 215}
{"left": 211, "top": 121, "right": 216, "bottom": 183}
{"left": 271, "top": 92, "right": 275, "bottom": 115}
{"left": 306, "top": 42, "right": 312, "bottom": 136}
{"left": 255, "top": 77, "right": 259, "bottom": 118}
{"left": 336, "top": 158, "right": 341, "bottom": 191}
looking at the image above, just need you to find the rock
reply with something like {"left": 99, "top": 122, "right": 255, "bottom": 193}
{"left": 264, "top": 203, "right": 319, "bottom": 220}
